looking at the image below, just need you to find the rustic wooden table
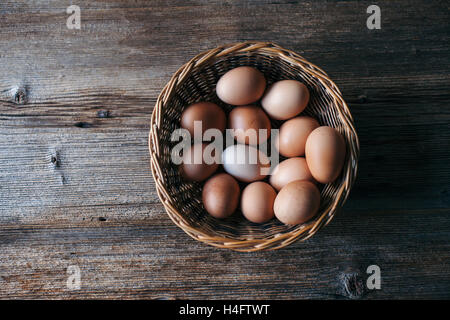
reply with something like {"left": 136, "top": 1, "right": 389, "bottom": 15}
{"left": 0, "top": 0, "right": 449, "bottom": 299}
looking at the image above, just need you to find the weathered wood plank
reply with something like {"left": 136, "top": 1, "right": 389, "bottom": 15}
{"left": 1, "top": 208, "right": 449, "bottom": 299}
{"left": 1, "top": 84, "right": 448, "bottom": 213}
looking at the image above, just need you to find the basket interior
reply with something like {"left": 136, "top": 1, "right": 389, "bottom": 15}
{"left": 156, "top": 51, "right": 347, "bottom": 241}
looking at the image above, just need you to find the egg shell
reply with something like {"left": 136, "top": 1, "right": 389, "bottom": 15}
{"left": 222, "top": 144, "right": 269, "bottom": 182}
{"left": 269, "top": 157, "right": 315, "bottom": 191}
{"left": 274, "top": 180, "right": 320, "bottom": 225}
{"left": 277, "top": 116, "right": 319, "bottom": 157}
{"left": 228, "top": 105, "right": 271, "bottom": 145}
{"left": 180, "top": 101, "right": 226, "bottom": 139}
{"left": 202, "top": 173, "right": 240, "bottom": 219}
{"left": 241, "top": 182, "right": 276, "bottom": 223}
{"left": 216, "top": 67, "right": 266, "bottom": 105}
{"left": 181, "top": 143, "right": 219, "bottom": 181}
{"left": 305, "top": 126, "right": 346, "bottom": 184}
{"left": 261, "top": 80, "right": 310, "bottom": 120}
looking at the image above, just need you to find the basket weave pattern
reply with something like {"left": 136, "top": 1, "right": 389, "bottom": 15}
{"left": 149, "top": 42, "right": 359, "bottom": 251}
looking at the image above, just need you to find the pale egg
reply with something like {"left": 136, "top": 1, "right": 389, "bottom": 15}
{"left": 222, "top": 144, "right": 269, "bottom": 182}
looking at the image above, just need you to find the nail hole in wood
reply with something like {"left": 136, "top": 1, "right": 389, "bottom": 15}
{"left": 74, "top": 122, "right": 93, "bottom": 128}
{"left": 51, "top": 152, "right": 61, "bottom": 168}
{"left": 97, "top": 110, "right": 110, "bottom": 118}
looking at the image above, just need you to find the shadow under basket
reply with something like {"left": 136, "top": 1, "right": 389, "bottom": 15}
{"left": 149, "top": 41, "right": 359, "bottom": 252}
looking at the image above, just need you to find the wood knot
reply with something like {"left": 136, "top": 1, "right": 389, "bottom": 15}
{"left": 49, "top": 150, "right": 66, "bottom": 185}
{"left": 357, "top": 95, "right": 368, "bottom": 104}
{"left": 12, "top": 86, "right": 29, "bottom": 105}
{"left": 339, "top": 270, "right": 366, "bottom": 299}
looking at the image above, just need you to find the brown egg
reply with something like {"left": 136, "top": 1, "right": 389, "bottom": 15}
{"left": 269, "top": 157, "right": 315, "bottom": 191}
{"left": 180, "top": 102, "right": 226, "bottom": 139}
{"left": 241, "top": 182, "right": 276, "bottom": 223}
{"left": 305, "top": 126, "right": 346, "bottom": 184}
{"left": 181, "top": 143, "right": 219, "bottom": 181}
{"left": 216, "top": 66, "right": 266, "bottom": 105}
{"left": 277, "top": 116, "right": 319, "bottom": 157}
{"left": 228, "top": 105, "right": 271, "bottom": 145}
{"left": 261, "top": 80, "right": 310, "bottom": 120}
{"left": 202, "top": 173, "right": 240, "bottom": 219}
{"left": 274, "top": 180, "right": 320, "bottom": 225}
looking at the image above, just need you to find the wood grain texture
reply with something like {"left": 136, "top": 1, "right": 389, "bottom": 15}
{"left": 0, "top": 0, "right": 449, "bottom": 299}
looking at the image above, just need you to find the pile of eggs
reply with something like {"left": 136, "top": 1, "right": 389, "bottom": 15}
{"left": 179, "top": 66, "right": 346, "bottom": 225}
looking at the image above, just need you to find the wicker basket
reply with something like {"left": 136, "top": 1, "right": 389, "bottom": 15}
{"left": 149, "top": 41, "right": 359, "bottom": 252}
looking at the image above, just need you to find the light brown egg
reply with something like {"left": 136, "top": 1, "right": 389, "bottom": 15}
{"left": 269, "top": 157, "right": 315, "bottom": 191}
{"left": 305, "top": 126, "right": 346, "bottom": 184}
{"left": 241, "top": 182, "right": 276, "bottom": 223}
{"left": 277, "top": 116, "right": 319, "bottom": 157}
{"left": 261, "top": 80, "right": 310, "bottom": 120}
{"left": 274, "top": 180, "right": 320, "bottom": 225}
{"left": 216, "top": 66, "right": 266, "bottom": 105}
{"left": 180, "top": 102, "right": 226, "bottom": 139}
{"left": 180, "top": 143, "right": 219, "bottom": 181}
{"left": 228, "top": 105, "right": 271, "bottom": 145}
{"left": 202, "top": 173, "right": 240, "bottom": 219}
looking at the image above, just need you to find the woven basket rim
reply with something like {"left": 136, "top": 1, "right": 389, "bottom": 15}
{"left": 149, "top": 41, "right": 360, "bottom": 252}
